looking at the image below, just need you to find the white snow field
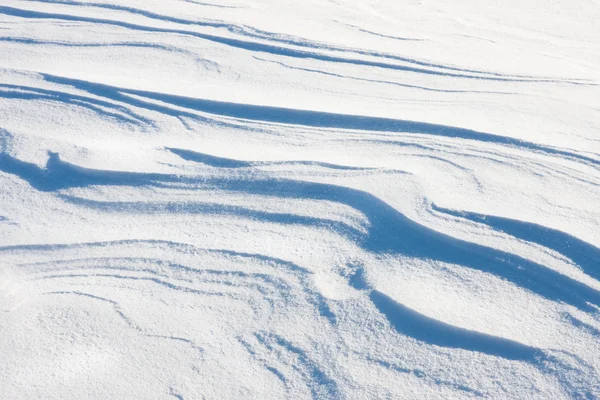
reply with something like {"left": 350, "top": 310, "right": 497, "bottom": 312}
{"left": 1, "top": 0, "right": 600, "bottom": 398}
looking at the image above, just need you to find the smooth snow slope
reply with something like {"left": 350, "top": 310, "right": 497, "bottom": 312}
{"left": 1, "top": 0, "right": 600, "bottom": 398}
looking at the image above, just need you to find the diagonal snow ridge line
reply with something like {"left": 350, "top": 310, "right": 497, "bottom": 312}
{"left": 1, "top": 239, "right": 337, "bottom": 323}
{"left": 29, "top": 257, "right": 303, "bottom": 310}
{"left": 368, "top": 290, "right": 600, "bottom": 395}
{"left": 5, "top": 0, "right": 530, "bottom": 78}
{"left": 14, "top": 0, "right": 541, "bottom": 79}
{"left": 1, "top": 5, "right": 594, "bottom": 84}
{"left": 17, "top": 0, "right": 596, "bottom": 82}
{"left": 432, "top": 204, "right": 600, "bottom": 283}
{"left": 166, "top": 147, "right": 375, "bottom": 171}
{"left": 43, "top": 290, "right": 141, "bottom": 330}
{"left": 0, "top": 83, "right": 155, "bottom": 128}
{"left": 0, "top": 36, "right": 219, "bottom": 78}
{"left": 0, "top": 238, "right": 310, "bottom": 276}
{"left": 251, "top": 55, "right": 523, "bottom": 95}
{"left": 59, "top": 195, "right": 367, "bottom": 242}
{"left": 0, "top": 36, "right": 199, "bottom": 56}
{"left": 249, "top": 331, "right": 341, "bottom": 399}
{"left": 350, "top": 268, "right": 600, "bottom": 396}
{"left": 2, "top": 151, "right": 599, "bottom": 315}
{"left": 24, "top": 72, "right": 600, "bottom": 167}
{"left": 369, "top": 289, "right": 543, "bottom": 361}
{"left": 178, "top": 0, "right": 242, "bottom": 9}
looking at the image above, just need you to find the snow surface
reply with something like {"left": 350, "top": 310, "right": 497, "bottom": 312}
{"left": 1, "top": 0, "right": 600, "bottom": 398}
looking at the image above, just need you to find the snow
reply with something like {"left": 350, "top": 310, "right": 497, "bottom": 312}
{"left": 1, "top": 0, "right": 599, "bottom": 398}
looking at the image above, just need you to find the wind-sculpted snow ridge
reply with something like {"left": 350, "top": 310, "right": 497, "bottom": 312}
{"left": 1, "top": 0, "right": 599, "bottom": 399}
